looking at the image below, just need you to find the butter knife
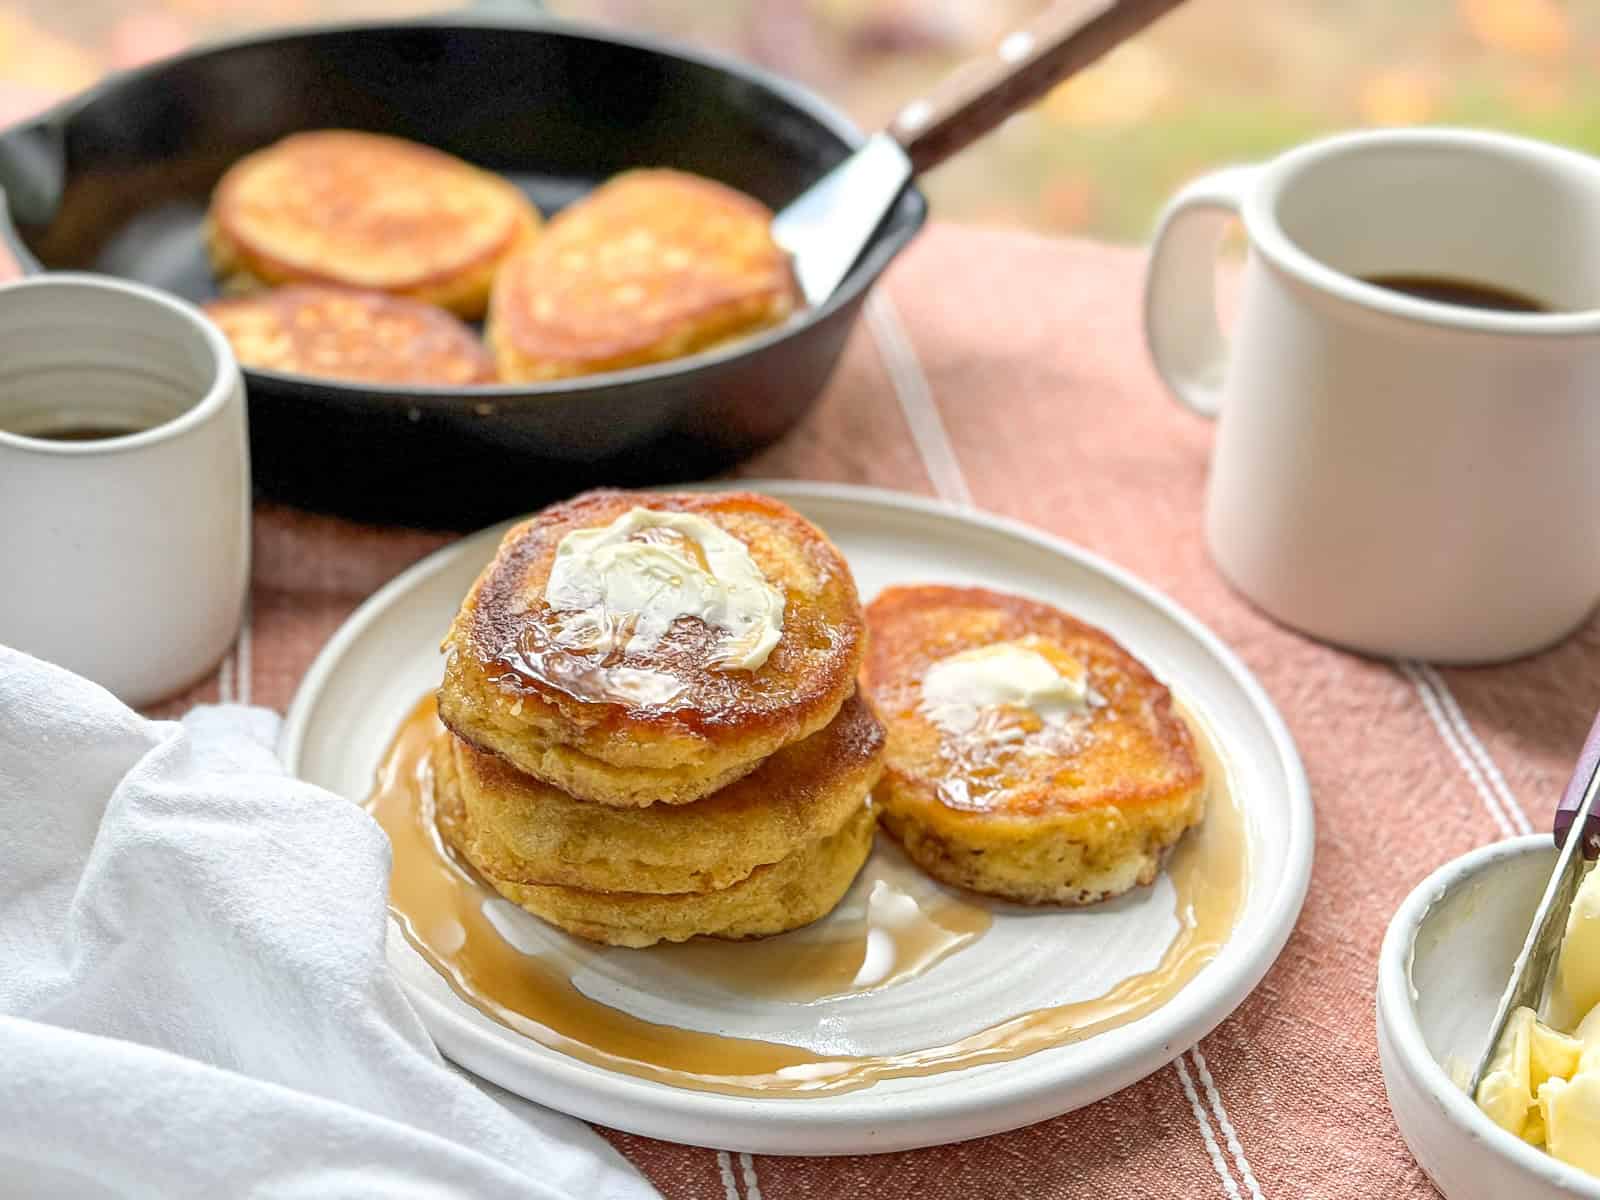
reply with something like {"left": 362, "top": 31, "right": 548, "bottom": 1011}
{"left": 1469, "top": 710, "right": 1600, "bottom": 1098}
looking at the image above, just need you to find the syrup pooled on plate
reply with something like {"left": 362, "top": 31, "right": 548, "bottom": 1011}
{"left": 368, "top": 696, "right": 1247, "bottom": 1097}
{"left": 644, "top": 850, "right": 992, "bottom": 1004}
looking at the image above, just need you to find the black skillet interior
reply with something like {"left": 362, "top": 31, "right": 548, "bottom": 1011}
{"left": 0, "top": 20, "right": 926, "bottom": 527}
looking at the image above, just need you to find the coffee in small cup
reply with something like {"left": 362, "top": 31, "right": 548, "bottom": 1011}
{"left": 19, "top": 422, "right": 155, "bottom": 442}
{"left": 0, "top": 274, "right": 251, "bottom": 705}
{"left": 1360, "top": 273, "right": 1549, "bottom": 315}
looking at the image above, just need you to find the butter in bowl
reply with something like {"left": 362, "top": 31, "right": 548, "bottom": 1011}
{"left": 1476, "top": 863, "right": 1600, "bottom": 1173}
{"left": 1379, "top": 837, "right": 1600, "bottom": 1200}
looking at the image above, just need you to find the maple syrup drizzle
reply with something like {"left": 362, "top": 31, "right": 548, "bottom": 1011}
{"left": 368, "top": 696, "right": 1247, "bottom": 1098}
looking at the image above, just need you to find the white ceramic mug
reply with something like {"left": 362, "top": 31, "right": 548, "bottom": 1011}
{"left": 0, "top": 274, "right": 250, "bottom": 705}
{"left": 1145, "top": 128, "right": 1600, "bottom": 664}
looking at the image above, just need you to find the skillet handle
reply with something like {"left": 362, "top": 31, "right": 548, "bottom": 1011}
{"left": 886, "top": 0, "right": 1187, "bottom": 175}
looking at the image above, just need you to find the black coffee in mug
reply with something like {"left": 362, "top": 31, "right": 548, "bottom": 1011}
{"left": 1143, "top": 126, "right": 1600, "bottom": 662}
{"left": 30, "top": 424, "right": 150, "bottom": 442}
{"left": 1361, "top": 273, "right": 1549, "bottom": 314}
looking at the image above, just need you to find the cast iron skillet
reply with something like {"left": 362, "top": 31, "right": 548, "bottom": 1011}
{"left": 0, "top": 17, "right": 925, "bottom": 527}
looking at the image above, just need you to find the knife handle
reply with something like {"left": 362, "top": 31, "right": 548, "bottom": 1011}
{"left": 1554, "top": 709, "right": 1600, "bottom": 859}
{"left": 886, "top": 0, "right": 1188, "bottom": 175}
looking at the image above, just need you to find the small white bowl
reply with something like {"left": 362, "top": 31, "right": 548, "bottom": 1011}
{"left": 1378, "top": 834, "right": 1600, "bottom": 1199}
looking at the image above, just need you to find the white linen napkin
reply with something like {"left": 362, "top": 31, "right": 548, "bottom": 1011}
{"left": 0, "top": 646, "right": 657, "bottom": 1200}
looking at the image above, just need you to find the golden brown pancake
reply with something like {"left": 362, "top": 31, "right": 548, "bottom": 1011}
{"left": 432, "top": 734, "right": 874, "bottom": 948}
{"left": 447, "top": 691, "right": 884, "bottom": 894}
{"left": 438, "top": 489, "right": 865, "bottom": 808}
{"left": 487, "top": 169, "right": 799, "bottom": 381}
{"left": 862, "top": 585, "right": 1206, "bottom": 905}
{"left": 206, "top": 130, "right": 540, "bottom": 319}
{"left": 204, "top": 287, "right": 495, "bottom": 386}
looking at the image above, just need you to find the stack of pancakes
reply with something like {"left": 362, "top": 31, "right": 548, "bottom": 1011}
{"left": 432, "top": 489, "right": 882, "bottom": 948}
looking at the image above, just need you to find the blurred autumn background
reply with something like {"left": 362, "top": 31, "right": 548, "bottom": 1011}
{"left": 1, "top": 0, "right": 1596, "bottom": 242}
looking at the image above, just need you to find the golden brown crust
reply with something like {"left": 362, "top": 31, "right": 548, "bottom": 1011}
{"left": 862, "top": 584, "right": 1206, "bottom": 905}
{"left": 439, "top": 489, "right": 865, "bottom": 806}
{"left": 207, "top": 130, "right": 540, "bottom": 319}
{"left": 447, "top": 691, "right": 884, "bottom": 893}
{"left": 875, "top": 792, "right": 1201, "bottom": 906}
{"left": 203, "top": 286, "right": 496, "bottom": 386}
{"left": 487, "top": 169, "right": 799, "bottom": 381}
{"left": 864, "top": 585, "right": 1202, "bottom": 818}
{"left": 433, "top": 740, "right": 874, "bottom": 948}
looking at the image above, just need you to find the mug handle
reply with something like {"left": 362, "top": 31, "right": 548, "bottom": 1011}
{"left": 1143, "top": 165, "right": 1259, "bottom": 418}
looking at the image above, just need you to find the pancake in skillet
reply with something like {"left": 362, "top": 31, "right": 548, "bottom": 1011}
{"left": 861, "top": 585, "right": 1206, "bottom": 905}
{"left": 432, "top": 733, "right": 876, "bottom": 948}
{"left": 438, "top": 489, "right": 865, "bottom": 807}
{"left": 445, "top": 691, "right": 884, "bottom": 894}
{"left": 206, "top": 131, "right": 540, "bottom": 319}
{"left": 204, "top": 287, "right": 496, "bottom": 386}
{"left": 487, "top": 169, "right": 800, "bottom": 381}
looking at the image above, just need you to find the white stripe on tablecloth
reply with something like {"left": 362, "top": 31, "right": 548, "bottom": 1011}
{"left": 1191, "top": 1047, "right": 1265, "bottom": 1199}
{"left": 866, "top": 288, "right": 1255, "bottom": 1198}
{"left": 865, "top": 292, "right": 974, "bottom": 510}
{"left": 217, "top": 644, "right": 234, "bottom": 706}
{"left": 1176, "top": 1054, "right": 1244, "bottom": 1200}
{"left": 1418, "top": 661, "right": 1531, "bottom": 834}
{"left": 716, "top": 1150, "right": 741, "bottom": 1200}
{"left": 235, "top": 597, "right": 253, "bottom": 706}
{"left": 738, "top": 1152, "right": 763, "bottom": 1200}
{"left": 1399, "top": 661, "right": 1523, "bottom": 838}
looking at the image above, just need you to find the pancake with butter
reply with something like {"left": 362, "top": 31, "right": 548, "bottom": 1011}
{"left": 448, "top": 692, "right": 882, "bottom": 893}
{"left": 439, "top": 489, "right": 865, "bottom": 807}
{"left": 487, "top": 169, "right": 799, "bottom": 381}
{"left": 432, "top": 734, "right": 875, "bottom": 948}
{"left": 207, "top": 131, "right": 540, "bottom": 319}
{"left": 204, "top": 287, "right": 495, "bottom": 385}
{"left": 862, "top": 585, "right": 1206, "bottom": 905}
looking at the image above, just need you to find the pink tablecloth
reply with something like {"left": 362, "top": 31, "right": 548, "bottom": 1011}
{"left": 121, "top": 224, "right": 1600, "bottom": 1196}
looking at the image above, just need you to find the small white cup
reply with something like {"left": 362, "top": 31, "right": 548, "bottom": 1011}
{"left": 0, "top": 274, "right": 250, "bottom": 705}
{"left": 1145, "top": 128, "right": 1600, "bottom": 664}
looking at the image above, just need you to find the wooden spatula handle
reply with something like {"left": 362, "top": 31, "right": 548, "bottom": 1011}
{"left": 887, "top": 0, "right": 1188, "bottom": 175}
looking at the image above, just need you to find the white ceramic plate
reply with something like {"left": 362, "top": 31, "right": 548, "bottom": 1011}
{"left": 282, "top": 482, "right": 1313, "bottom": 1155}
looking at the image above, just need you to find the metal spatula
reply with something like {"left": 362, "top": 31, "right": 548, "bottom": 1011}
{"left": 1469, "top": 711, "right": 1600, "bottom": 1097}
{"left": 773, "top": 0, "right": 1190, "bottom": 307}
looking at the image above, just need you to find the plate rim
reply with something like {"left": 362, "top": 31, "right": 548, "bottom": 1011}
{"left": 281, "top": 480, "right": 1314, "bottom": 1154}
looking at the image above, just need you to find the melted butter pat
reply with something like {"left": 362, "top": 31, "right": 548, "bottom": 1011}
{"left": 595, "top": 666, "right": 687, "bottom": 706}
{"left": 919, "top": 639, "right": 1092, "bottom": 736}
{"left": 367, "top": 695, "right": 1247, "bottom": 1099}
{"left": 918, "top": 638, "right": 1099, "bottom": 811}
{"left": 546, "top": 508, "right": 784, "bottom": 671}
